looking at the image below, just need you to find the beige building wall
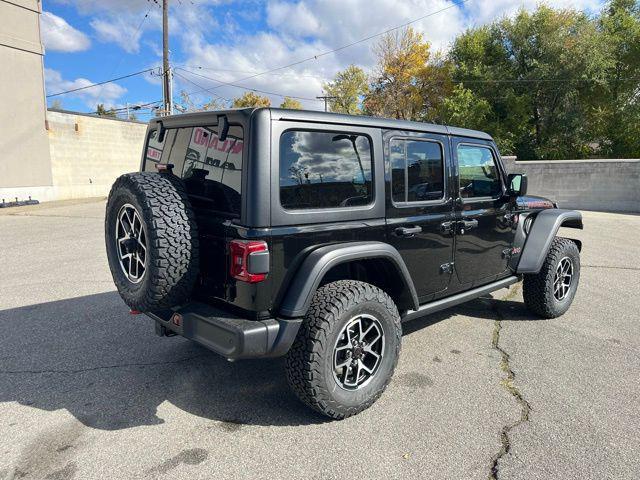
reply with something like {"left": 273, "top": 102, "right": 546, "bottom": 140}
{"left": 0, "top": 0, "right": 53, "bottom": 194}
{"left": 46, "top": 110, "right": 147, "bottom": 200}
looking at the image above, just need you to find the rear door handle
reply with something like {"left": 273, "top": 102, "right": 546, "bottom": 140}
{"left": 395, "top": 226, "right": 422, "bottom": 237}
{"left": 440, "top": 221, "right": 454, "bottom": 234}
{"left": 461, "top": 219, "right": 478, "bottom": 229}
{"left": 458, "top": 219, "right": 478, "bottom": 235}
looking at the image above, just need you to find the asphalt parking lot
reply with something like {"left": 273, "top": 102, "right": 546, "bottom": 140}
{"left": 0, "top": 198, "right": 638, "bottom": 480}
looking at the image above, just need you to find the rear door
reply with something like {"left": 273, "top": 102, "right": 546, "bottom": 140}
{"left": 451, "top": 138, "right": 515, "bottom": 284}
{"left": 143, "top": 123, "right": 245, "bottom": 301}
{"left": 384, "top": 130, "right": 456, "bottom": 302}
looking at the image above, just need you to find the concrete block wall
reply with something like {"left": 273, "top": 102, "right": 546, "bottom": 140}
{"left": 0, "top": 110, "right": 148, "bottom": 203}
{"left": 47, "top": 110, "right": 147, "bottom": 200}
{"left": 503, "top": 157, "right": 640, "bottom": 213}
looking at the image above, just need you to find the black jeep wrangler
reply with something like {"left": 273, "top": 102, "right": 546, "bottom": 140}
{"left": 105, "top": 108, "right": 583, "bottom": 419}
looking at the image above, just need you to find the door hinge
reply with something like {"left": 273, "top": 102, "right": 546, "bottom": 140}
{"left": 440, "top": 262, "right": 454, "bottom": 274}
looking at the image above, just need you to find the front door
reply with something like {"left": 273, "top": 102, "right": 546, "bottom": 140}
{"left": 385, "top": 131, "right": 456, "bottom": 302}
{"left": 451, "top": 138, "right": 516, "bottom": 285}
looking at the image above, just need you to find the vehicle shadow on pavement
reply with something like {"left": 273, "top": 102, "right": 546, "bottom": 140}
{"left": 0, "top": 292, "right": 543, "bottom": 431}
{"left": 402, "top": 295, "right": 543, "bottom": 336}
{"left": 0, "top": 292, "right": 328, "bottom": 430}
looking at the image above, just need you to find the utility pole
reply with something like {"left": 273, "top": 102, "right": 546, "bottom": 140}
{"left": 162, "top": 0, "right": 173, "bottom": 116}
{"left": 316, "top": 95, "right": 337, "bottom": 112}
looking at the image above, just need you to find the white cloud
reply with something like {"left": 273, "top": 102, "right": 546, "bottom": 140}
{"left": 54, "top": 0, "right": 222, "bottom": 54}
{"left": 52, "top": 0, "right": 162, "bottom": 54}
{"left": 177, "top": 31, "right": 332, "bottom": 109}
{"left": 265, "top": 0, "right": 466, "bottom": 60}
{"left": 267, "top": 1, "right": 322, "bottom": 37}
{"left": 285, "top": 131, "right": 372, "bottom": 183}
{"left": 177, "top": 0, "right": 467, "bottom": 109}
{"left": 40, "top": 11, "right": 91, "bottom": 52}
{"left": 45, "top": 68, "right": 127, "bottom": 109}
{"left": 177, "top": 0, "right": 607, "bottom": 110}
{"left": 90, "top": 16, "right": 148, "bottom": 54}
{"left": 48, "top": 0, "right": 608, "bottom": 111}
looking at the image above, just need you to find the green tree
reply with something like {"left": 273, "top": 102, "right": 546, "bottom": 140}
{"left": 49, "top": 99, "right": 63, "bottom": 110}
{"left": 322, "top": 65, "right": 368, "bottom": 114}
{"left": 232, "top": 91, "right": 271, "bottom": 108}
{"left": 596, "top": 0, "right": 640, "bottom": 157}
{"left": 418, "top": 54, "right": 454, "bottom": 124}
{"left": 439, "top": 85, "right": 491, "bottom": 130}
{"left": 96, "top": 103, "right": 117, "bottom": 117}
{"left": 448, "top": 6, "right": 610, "bottom": 159}
{"left": 280, "top": 97, "right": 303, "bottom": 109}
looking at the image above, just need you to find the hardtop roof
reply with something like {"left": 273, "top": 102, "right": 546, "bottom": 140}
{"left": 152, "top": 107, "right": 493, "bottom": 141}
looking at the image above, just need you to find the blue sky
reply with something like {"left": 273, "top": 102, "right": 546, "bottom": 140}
{"left": 42, "top": 0, "right": 605, "bottom": 119}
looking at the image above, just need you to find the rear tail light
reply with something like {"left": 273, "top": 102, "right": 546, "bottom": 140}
{"left": 229, "top": 240, "right": 269, "bottom": 283}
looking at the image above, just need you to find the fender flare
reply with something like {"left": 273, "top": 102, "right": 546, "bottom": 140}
{"left": 516, "top": 209, "right": 583, "bottom": 274}
{"left": 278, "top": 241, "right": 419, "bottom": 318}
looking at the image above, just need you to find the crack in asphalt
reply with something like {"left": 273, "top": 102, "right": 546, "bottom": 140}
{"left": 0, "top": 353, "right": 211, "bottom": 375}
{"left": 582, "top": 264, "right": 640, "bottom": 271}
{"left": 488, "top": 284, "right": 532, "bottom": 480}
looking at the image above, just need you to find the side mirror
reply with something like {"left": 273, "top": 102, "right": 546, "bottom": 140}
{"left": 217, "top": 115, "right": 229, "bottom": 142}
{"left": 507, "top": 173, "right": 527, "bottom": 196}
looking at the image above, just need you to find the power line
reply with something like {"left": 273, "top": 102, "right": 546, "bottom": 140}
{"left": 46, "top": 68, "right": 155, "bottom": 98}
{"left": 197, "top": 0, "right": 471, "bottom": 90}
{"left": 176, "top": 67, "right": 322, "bottom": 102}
{"left": 89, "top": 100, "right": 162, "bottom": 115}
{"left": 174, "top": 64, "right": 329, "bottom": 80}
{"left": 173, "top": 70, "right": 231, "bottom": 102}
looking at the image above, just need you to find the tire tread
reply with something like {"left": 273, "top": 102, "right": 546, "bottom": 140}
{"left": 285, "top": 280, "right": 401, "bottom": 419}
{"left": 105, "top": 172, "right": 199, "bottom": 311}
{"left": 523, "top": 237, "right": 579, "bottom": 319}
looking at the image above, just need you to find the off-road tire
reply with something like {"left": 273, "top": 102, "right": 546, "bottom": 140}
{"left": 105, "top": 172, "right": 199, "bottom": 311}
{"left": 285, "top": 280, "right": 402, "bottom": 419}
{"left": 523, "top": 237, "right": 580, "bottom": 319}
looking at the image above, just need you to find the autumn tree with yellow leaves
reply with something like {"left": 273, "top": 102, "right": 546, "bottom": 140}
{"left": 364, "top": 27, "right": 452, "bottom": 121}
{"left": 232, "top": 92, "right": 272, "bottom": 108}
{"left": 279, "top": 97, "right": 303, "bottom": 109}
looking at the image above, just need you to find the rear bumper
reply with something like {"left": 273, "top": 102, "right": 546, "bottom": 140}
{"left": 146, "top": 302, "right": 301, "bottom": 360}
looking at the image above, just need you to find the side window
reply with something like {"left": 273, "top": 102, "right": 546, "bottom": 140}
{"left": 146, "top": 125, "right": 244, "bottom": 216}
{"left": 279, "top": 130, "right": 373, "bottom": 210}
{"left": 389, "top": 138, "right": 444, "bottom": 203}
{"left": 457, "top": 144, "right": 501, "bottom": 199}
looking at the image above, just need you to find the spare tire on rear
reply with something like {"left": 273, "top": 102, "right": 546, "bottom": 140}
{"left": 105, "top": 172, "right": 199, "bottom": 312}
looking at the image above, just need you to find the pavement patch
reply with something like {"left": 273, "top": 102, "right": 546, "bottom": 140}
{"left": 394, "top": 372, "right": 434, "bottom": 389}
{"left": 147, "top": 448, "right": 209, "bottom": 475}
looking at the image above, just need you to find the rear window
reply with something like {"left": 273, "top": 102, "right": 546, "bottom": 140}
{"left": 145, "top": 125, "right": 244, "bottom": 216}
{"left": 390, "top": 138, "right": 444, "bottom": 203}
{"left": 279, "top": 130, "right": 373, "bottom": 210}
